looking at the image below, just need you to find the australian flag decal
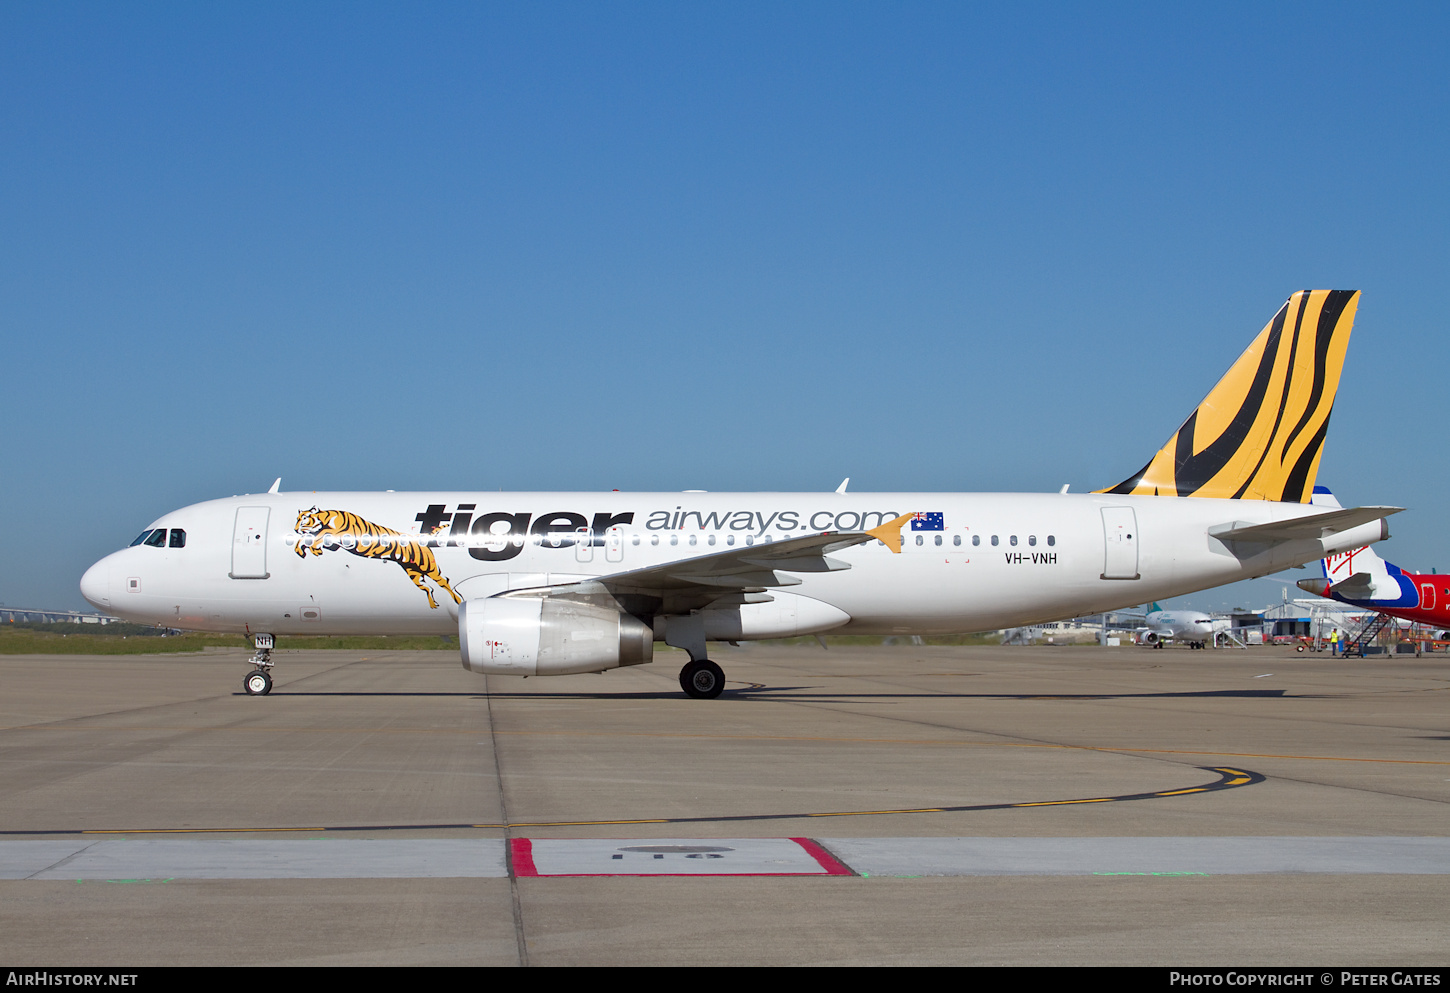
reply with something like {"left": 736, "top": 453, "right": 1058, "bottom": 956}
{"left": 911, "top": 512, "right": 944, "bottom": 531}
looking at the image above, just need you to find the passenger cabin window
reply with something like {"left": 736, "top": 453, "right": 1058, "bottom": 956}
{"left": 1028, "top": 535, "right": 1036, "bottom": 547}
{"left": 972, "top": 535, "right": 980, "bottom": 546}
{"left": 1047, "top": 535, "right": 1056, "bottom": 546}
{"left": 143, "top": 530, "right": 167, "bottom": 548}
{"left": 169, "top": 528, "right": 186, "bottom": 548}
{"left": 1010, "top": 535, "right": 1017, "bottom": 546}
{"left": 953, "top": 535, "right": 961, "bottom": 547}
{"left": 934, "top": 534, "right": 942, "bottom": 546}
{"left": 915, "top": 535, "right": 923, "bottom": 546}
{"left": 991, "top": 535, "right": 999, "bottom": 546}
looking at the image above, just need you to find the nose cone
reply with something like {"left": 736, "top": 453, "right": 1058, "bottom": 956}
{"left": 80, "top": 558, "right": 111, "bottom": 609}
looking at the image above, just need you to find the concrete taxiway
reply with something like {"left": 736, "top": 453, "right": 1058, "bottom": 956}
{"left": 1, "top": 643, "right": 1447, "bottom": 965}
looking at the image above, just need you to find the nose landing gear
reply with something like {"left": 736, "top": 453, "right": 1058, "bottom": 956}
{"left": 243, "top": 633, "right": 275, "bottom": 695}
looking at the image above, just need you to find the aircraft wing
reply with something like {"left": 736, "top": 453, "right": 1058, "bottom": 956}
{"left": 498, "top": 514, "right": 915, "bottom": 615}
{"left": 1209, "top": 506, "right": 1402, "bottom": 543}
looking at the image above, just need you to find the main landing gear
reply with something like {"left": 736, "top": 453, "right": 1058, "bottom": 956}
{"left": 664, "top": 616, "right": 727, "bottom": 699}
{"left": 243, "top": 633, "right": 275, "bottom": 696}
{"left": 679, "top": 659, "right": 725, "bottom": 699}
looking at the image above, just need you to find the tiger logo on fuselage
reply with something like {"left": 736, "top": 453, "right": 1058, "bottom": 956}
{"left": 294, "top": 508, "right": 462, "bottom": 610}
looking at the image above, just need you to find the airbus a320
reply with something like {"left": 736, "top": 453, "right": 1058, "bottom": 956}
{"left": 81, "top": 291, "right": 1399, "bottom": 698}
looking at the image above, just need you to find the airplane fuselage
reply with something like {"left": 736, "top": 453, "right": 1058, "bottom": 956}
{"left": 81, "top": 489, "right": 1388, "bottom": 640}
{"left": 1365, "top": 573, "right": 1450, "bottom": 631}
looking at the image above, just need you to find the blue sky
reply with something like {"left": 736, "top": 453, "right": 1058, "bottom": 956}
{"left": 3, "top": 2, "right": 1446, "bottom": 615}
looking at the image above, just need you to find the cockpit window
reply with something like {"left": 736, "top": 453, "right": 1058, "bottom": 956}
{"left": 130, "top": 527, "right": 185, "bottom": 547}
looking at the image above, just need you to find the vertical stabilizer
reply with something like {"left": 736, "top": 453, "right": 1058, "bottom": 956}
{"left": 1098, "top": 290, "right": 1358, "bottom": 502}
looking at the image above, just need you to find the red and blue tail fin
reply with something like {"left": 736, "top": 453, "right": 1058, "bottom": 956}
{"left": 1300, "top": 488, "right": 1416, "bottom": 606}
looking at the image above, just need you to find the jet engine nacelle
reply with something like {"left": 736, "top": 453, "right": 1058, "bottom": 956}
{"left": 459, "top": 597, "right": 653, "bottom": 676}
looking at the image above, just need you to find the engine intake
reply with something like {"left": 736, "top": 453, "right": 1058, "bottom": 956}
{"left": 459, "top": 597, "right": 653, "bottom": 676}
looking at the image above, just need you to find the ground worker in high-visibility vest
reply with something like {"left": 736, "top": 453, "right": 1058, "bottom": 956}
{"left": 1330, "top": 629, "right": 1340, "bottom": 656}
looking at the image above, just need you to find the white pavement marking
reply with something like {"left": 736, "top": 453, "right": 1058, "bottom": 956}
{"left": 4, "top": 837, "right": 1449, "bottom": 879}
{"left": 822, "top": 837, "right": 1450, "bottom": 876}
{"left": 513, "top": 838, "right": 849, "bottom": 876}
{"left": 5, "top": 839, "right": 509, "bottom": 880}
{"left": 0, "top": 841, "right": 103, "bottom": 879}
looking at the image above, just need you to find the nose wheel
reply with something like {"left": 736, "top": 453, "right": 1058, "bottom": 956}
{"left": 244, "top": 633, "right": 275, "bottom": 695}
{"left": 679, "top": 659, "right": 725, "bottom": 699}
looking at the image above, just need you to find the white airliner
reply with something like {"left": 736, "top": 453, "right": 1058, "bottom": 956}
{"left": 1140, "top": 603, "right": 1231, "bottom": 649}
{"left": 81, "top": 291, "right": 1400, "bottom": 698}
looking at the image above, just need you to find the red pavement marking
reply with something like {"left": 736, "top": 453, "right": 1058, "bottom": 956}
{"left": 508, "top": 837, "right": 855, "bottom": 878}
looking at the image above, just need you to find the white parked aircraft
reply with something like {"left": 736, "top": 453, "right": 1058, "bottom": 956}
{"left": 1140, "top": 603, "right": 1231, "bottom": 649}
{"left": 81, "top": 291, "right": 1399, "bottom": 698}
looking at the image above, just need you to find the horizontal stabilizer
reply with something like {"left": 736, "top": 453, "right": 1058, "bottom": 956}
{"left": 1329, "top": 572, "right": 1377, "bottom": 600}
{"left": 1210, "top": 506, "right": 1401, "bottom": 544}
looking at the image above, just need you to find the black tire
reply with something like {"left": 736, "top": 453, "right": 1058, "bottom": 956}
{"left": 679, "top": 660, "right": 725, "bottom": 699}
{"left": 244, "top": 670, "right": 272, "bottom": 696}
